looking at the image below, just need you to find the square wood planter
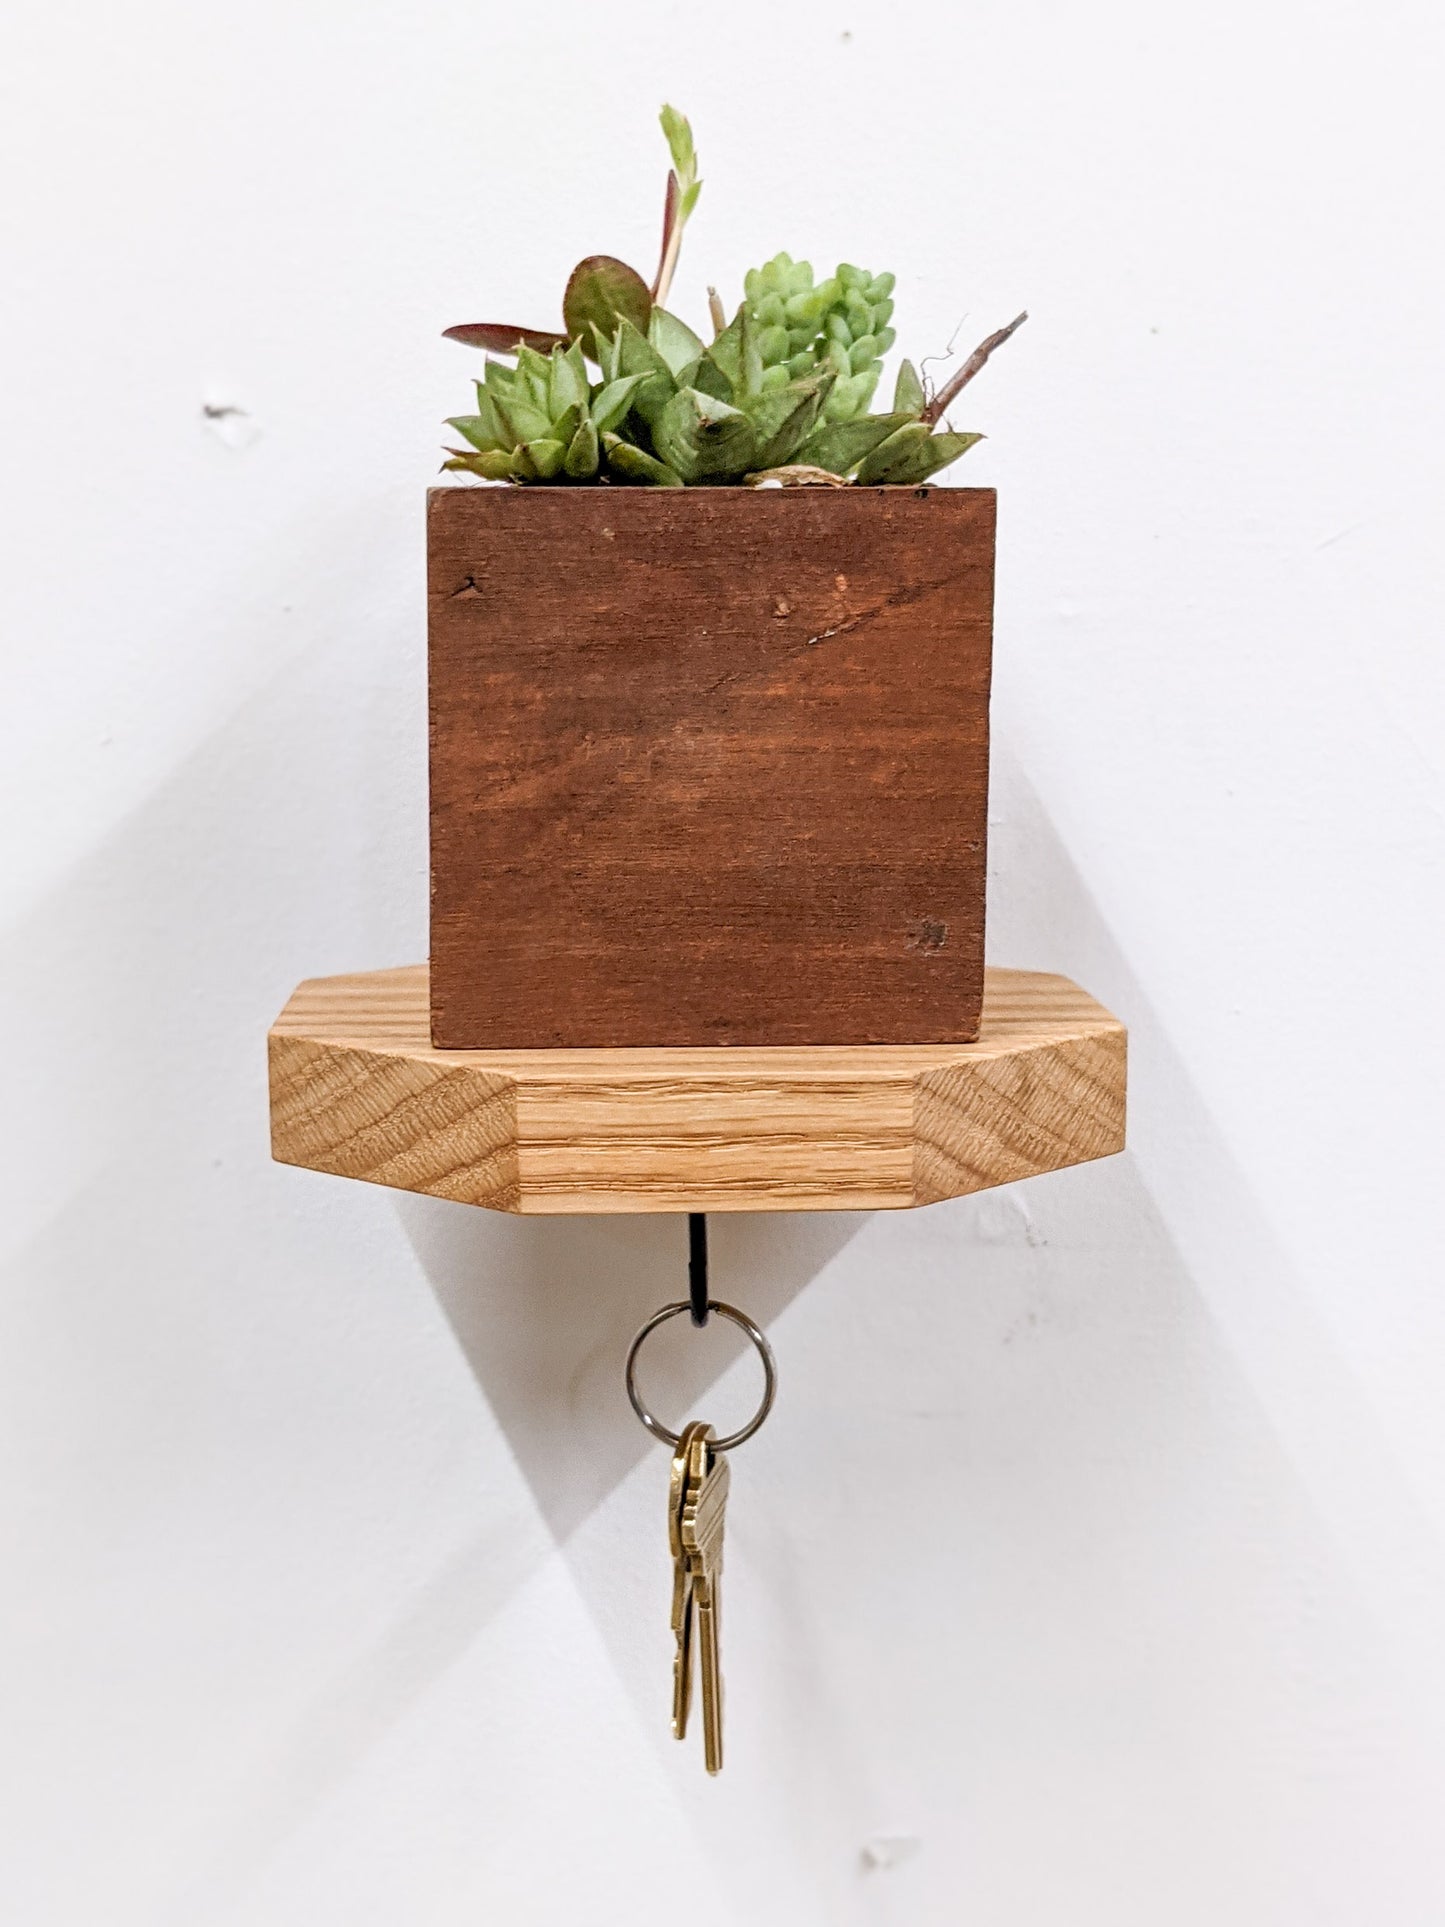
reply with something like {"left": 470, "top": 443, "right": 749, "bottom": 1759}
{"left": 428, "top": 483, "right": 995, "bottom": 1049}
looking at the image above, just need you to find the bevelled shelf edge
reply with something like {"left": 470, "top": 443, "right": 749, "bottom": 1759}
{"left": 267, "top": 964, "right": 1126, "bottom": 1215}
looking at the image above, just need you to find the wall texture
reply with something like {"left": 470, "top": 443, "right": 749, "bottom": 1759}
{"left": 4, "top": 2, "right": 1444, "bottom": 1921}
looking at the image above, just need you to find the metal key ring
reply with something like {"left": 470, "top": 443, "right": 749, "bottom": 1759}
{"left": 625, "top": 1300, "right": 777, "bottom": 1451}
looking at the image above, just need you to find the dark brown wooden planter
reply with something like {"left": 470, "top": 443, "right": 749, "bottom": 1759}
{"left": 427, "top": 484, "right": 995, "bottom": 1049}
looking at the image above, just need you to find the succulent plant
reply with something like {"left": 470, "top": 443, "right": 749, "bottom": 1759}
{"left": 441, "top": 108, "right": 1025, "bottom": 488}
{"left": 743, "top": 255, "right": 843, "bottom": 387}
{"left": 743, "top": 257, "right": 897, "bottom": 422}
{"left": 443, "top": 340, "right": 649, "bottom": 482}
{"left": 816, "top": 266, "right": 898, "bottom": 421}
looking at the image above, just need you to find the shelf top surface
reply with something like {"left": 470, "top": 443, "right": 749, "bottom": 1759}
{"left": 271, "top": 963, "right": 1121, "bottom": 1080}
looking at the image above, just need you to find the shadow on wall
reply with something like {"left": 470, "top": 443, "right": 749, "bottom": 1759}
{"left": 390, "top": 731, "right": 1144, "bottom": 1560}
{"left": 395, "top": 731, "right": 1445, "bottom": 1675}
{"left": 396, "top": 1203, "right": 864, "bottom": 1545}
{"left": 377, "top": 740, "right": 1445, "bottom": 1915}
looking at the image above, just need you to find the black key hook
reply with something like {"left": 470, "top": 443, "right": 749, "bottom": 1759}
{"left": 688, "top": 1213, "right": 709, "bottom": 1326}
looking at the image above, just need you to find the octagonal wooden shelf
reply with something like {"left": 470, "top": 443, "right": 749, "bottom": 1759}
{"left": 268, "top": 964, "right": 1125, "bottom": 1215}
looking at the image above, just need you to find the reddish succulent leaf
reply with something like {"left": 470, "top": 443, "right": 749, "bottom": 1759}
{"left": 443, "top": 321, "right": 568, "bottom": 354}
{"left": 562, "top": 256, "right": 652, "bottom": 345}
{"left": 652, "top": 170, "right": 680, "bottom": 300}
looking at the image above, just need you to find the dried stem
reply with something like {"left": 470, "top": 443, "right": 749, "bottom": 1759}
{"left": 745, "top": 464, "right": 852, "bottom": 488}
{"left": 708, "top": 285, "right": 727, "bottom": 335}
{"left": 921, "top": 310, "right": 1028, "bottom": 425}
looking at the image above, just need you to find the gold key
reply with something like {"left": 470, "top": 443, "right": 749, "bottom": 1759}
{"left": 628, "top": 1291, "right": 776, "bottom": 1777}
{"left": 680, "top": 1425, "right": 730, "bottom": 1774}
{"left": 668, "top": 1420, "right": 710, "bottom": 1740}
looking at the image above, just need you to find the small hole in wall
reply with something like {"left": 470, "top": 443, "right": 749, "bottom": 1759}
{"left": 201, "top": 400, "right": 260, "bottom": 450}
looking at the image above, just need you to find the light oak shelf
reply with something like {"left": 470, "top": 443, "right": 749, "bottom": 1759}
{"left": 268, "top": 964, "right": 1126, "bottom": 1215}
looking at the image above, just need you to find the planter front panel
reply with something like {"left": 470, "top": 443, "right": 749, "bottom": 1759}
{"left": 428, "top": 485, "right": 994, "bottom": 1048}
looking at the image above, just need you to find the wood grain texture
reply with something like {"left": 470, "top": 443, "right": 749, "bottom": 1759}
{"left": 269, "top": 964, "right": 1126, "bottom": 1215}
{"left": 428, "top": 484, "right": 996, "bottom": 1049}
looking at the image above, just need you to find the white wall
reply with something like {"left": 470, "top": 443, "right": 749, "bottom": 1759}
{"left": 4, "top": 1, "right": 1444, "bottom": 1920}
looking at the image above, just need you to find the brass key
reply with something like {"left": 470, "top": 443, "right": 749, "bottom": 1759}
{"left": 680, "top": 1425, "right": 730, "bottom": 1774}
{"left": 668, "top": 1420, "right": 710, "bottom": 1739}
{"left": 627, "top": 1291, "right": 777, "bottom": 1778}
